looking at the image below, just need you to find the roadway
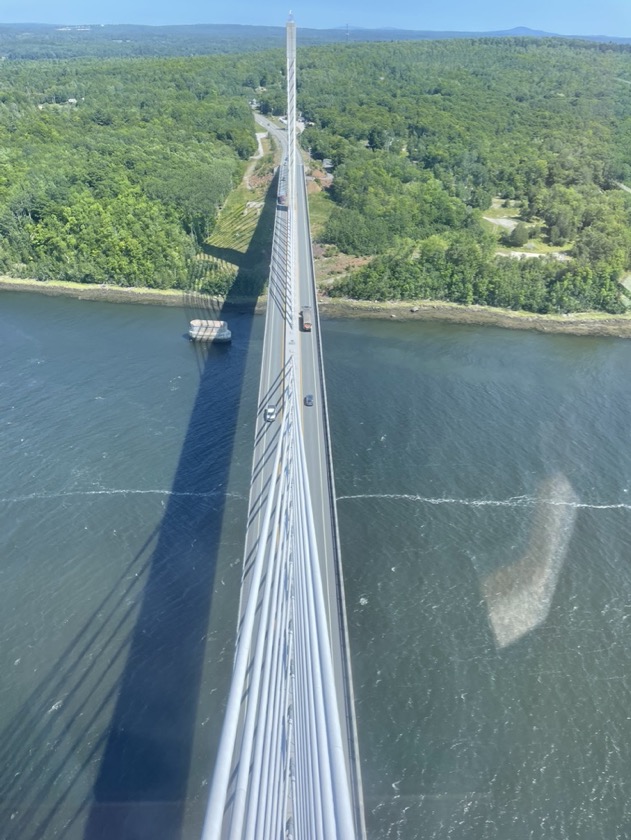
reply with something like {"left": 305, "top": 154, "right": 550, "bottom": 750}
{"left": 253, "top": 112, "right": 348, "bottom": 744}
{"left": 253, "top": 114, "right": 340, "bottom": 622}
{"left": 233, "top": 112, "right": 366, "bottom": 837}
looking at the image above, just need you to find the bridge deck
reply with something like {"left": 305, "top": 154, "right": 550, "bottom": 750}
{"left": 229, "top": 114, "right": 366, "bottom": 838}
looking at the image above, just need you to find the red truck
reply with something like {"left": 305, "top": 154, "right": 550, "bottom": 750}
{"left": 301, "top": 306, "right": 312, "bottom": 332}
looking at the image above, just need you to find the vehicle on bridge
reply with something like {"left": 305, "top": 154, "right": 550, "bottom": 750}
{"left": 301, "top": 306, "right": 312, "bottom": 332}
{"left": 304, "top": 394, "right": 314, "bottom": 407}
{"left": 264, "top": 404, "right": 277, "bottom": 422}
{"left": 277, "top": 194, "right": 287, "bottom": 209}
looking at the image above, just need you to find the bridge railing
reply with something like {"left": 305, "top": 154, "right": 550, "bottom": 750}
{"left": 201, "top": 370, "right": 292, "bottom": 840}
{"left": 201, "top": 355, "right": 356, "bottom": 839}
{"left": 298, "top": 164, "right": 367, "bottom": 836}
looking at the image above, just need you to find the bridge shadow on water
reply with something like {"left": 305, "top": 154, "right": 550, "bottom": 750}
{"left": 0, "top": 177, "right": 277, "bottom": 840}
{"left": 81, "top": 177, "right": 277, "bottom": 840}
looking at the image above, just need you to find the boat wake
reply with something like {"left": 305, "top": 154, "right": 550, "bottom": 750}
{"left": 0, "top": 488, "right": 246, "bottom": 504}
{"left": 337, "top": 492, "right": 631, "bottom": 511}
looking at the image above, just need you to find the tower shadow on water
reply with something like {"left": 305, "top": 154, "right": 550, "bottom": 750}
{"left": 83, "top": 174, "right": 278, "bottom": 840}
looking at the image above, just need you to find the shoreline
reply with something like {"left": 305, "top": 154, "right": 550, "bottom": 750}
{"left": 0, "top": 275, "right": 267, "bottom": 313}
{"left": 318, "top": 298, "right": 631, "bottom": 337}
{"left": 3, "top": 275, "right": 631, "bottom": 338}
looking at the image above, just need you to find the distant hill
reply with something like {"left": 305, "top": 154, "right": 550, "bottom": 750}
{"left": 0, "top": 22, "right": 629, "bottom": 60}
{"left": 317, "top": 24, "right": 631, "bottom": 44}
{"left": 338, "top": 25, "right": 561, "bottom": 41}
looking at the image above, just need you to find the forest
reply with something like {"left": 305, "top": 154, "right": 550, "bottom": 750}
{"left": 0, "top": 54, "right": 268, "bottom": 288}
{"left": 2, "top": 35, "right": 631, "bottom": 312}
{"left": 292, "top": 38, "right": 631, "bottom": 314}
{"left": 0, "top": 24, "right": 289, "bottom": 61}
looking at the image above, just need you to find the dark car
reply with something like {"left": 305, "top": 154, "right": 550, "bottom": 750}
{"left": 304, "top": 394, "right": 314, "bottom": 407}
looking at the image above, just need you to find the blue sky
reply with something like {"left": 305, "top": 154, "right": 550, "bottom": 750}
{"left": 1, "top": 0, "right": 630, "bottom": 37}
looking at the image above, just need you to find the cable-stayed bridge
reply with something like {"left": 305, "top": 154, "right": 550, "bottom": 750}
{"left": 200, "top": 17, "right": 366, "bottom": 840}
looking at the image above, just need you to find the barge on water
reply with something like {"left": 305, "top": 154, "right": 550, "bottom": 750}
{"left": 188, "top": 319, "right": 232, "bottom": 343}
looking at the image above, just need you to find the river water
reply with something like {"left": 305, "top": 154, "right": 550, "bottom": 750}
{"left": 2, "top": 292, "right": 631, "bottom": 839}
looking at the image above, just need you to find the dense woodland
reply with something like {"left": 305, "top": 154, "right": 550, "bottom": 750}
{"left": 0, "top": 55, "right": 264, "bottom": 287}
{"left": 0, "top": 24, "right": 289, "bottom": 61}
{"left": 293, "top": 39, "right": 631, "bottom": 313}
{"left": 2, "top": 35, "right": 631, "bottom": 312}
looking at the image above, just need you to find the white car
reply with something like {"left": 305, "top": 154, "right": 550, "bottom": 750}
{"left": 264, "top": 405, "right": 277, "bottom": 422}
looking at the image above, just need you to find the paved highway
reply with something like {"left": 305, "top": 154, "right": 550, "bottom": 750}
{"left": 253, "top": 114, "right": 340, "bottom": 629}
{"left": 252, "top": 113, "right": 347, "bottom": 728}
{"left": 229, "top": 113, "right": 366, "bottom": 837}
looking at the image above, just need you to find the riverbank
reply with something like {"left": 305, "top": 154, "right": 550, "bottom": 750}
{"left": 3, "top": 274, "right": 631, "bottom": 337}
{"left": 318, "top": 297, "right": 631, "bottom": 338}
{"left": 0, "top": 275, "right": 266, "bottom": 312}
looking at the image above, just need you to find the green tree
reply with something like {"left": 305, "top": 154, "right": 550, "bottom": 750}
{"left": 508, "top": 222, "right": 530, "bottom": 247}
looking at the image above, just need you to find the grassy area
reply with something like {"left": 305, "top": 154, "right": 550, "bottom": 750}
{"left": 307, "top": 190, "right": 335, "bottom": 238}
{"left": 496, "top": 240, "right": 573, "bottom": 257}
{"left": 207, "top": 151, "right": 274, "bottom": 256}
{"left": 621, "top": 273, "right": 631, "bottom": 292}
{"left": 192, "top": 146, "right": 277, "bottom": 293}
{"left": 482, "top": 198, "right": 575, "bottom": 260}
{"left": 483, "top": 199, "right": 522, "bottom": 220}
{"left": 206, "top": 186, "right": 262, "bottom": 255}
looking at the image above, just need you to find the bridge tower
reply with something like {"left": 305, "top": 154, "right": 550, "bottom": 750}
{"left": 286, "top": 13, "right": 297, "bottom": 212}
{"left": 200, "top": 16, "right": 365, "bottom": 840}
